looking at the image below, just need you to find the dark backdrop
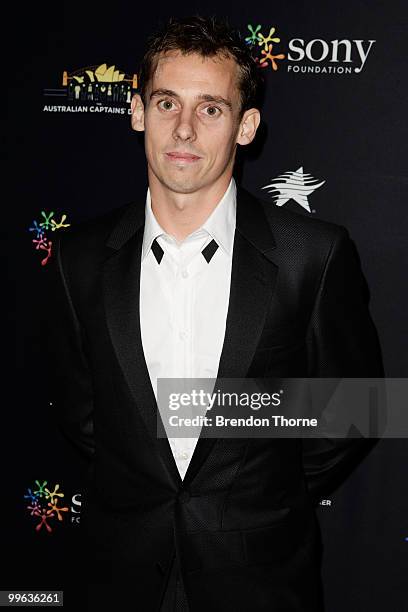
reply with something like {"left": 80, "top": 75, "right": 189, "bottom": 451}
{"left": 8, "top": 1, "right": 407, "bottom": 610}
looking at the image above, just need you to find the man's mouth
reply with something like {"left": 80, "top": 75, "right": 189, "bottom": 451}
{"left": 165, "top": 152, "right": 202, "bottom": 163}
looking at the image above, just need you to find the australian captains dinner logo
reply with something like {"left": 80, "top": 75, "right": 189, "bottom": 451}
{"left": 43, "top": 62, "right": 138, "bottom": 115}
{"left": 24, "top": 480, "right": 82, "bottom": 533}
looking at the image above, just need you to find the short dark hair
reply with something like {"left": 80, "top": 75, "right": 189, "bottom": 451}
{"left": 138, "top": 15, "right": 265, "bottom": 120}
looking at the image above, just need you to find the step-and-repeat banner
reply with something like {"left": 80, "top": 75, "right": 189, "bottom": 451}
{"left": 9, "top": 1, "right": 407, "bottom": 610}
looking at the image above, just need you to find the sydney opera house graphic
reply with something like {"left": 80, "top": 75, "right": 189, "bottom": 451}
{"left": 44, "top": 63, "right": 138, "bottom": 106}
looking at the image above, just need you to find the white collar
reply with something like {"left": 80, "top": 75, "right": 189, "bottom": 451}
{"left": 142, "top": 177, "right": 237, "bottom": 261}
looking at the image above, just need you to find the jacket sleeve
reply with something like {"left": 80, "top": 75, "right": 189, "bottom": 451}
{"left": 45, "top": 233, "right": 95, "bottom": 464}
{"left": 302, "top": 226, "right": 385, "bottom": 504}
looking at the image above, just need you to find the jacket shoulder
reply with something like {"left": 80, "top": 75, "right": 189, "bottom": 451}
{"left": 240, "top": 187, "right": 352, "bottom": 273}
{"left": 257, "top": 194, "right": 348, "bottom": 246}
{"left": 53, "top": 201, "right": 135, "bottom": 265}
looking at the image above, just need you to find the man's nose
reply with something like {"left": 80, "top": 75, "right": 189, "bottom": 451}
{"left": 172, "top": 107, "right": 197, "bottom": 141}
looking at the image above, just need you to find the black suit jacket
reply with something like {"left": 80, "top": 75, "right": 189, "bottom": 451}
{"left": 45, "top": 184, "right": 384, "bottom": 611}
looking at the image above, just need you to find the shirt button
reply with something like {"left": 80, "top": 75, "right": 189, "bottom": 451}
{"left": 175, "top": 452, "right": 188, "bottom": 460}
{"left": 181, "top": 268, "right": 188, "bottom": 278}
{"left": 179, "top": 330, "right": 187, "bottom": 340}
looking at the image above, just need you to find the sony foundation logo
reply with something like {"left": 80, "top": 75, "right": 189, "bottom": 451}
{"left": 287, "top": 38, "right": 375, "bottom": 74}
{"left": 245, "top": 23, "right": 376, "bottom": 75}
{"left": 24, "top": 480, "right": 82, "bottom": 533}
{"left": 28, "top": 210, "right": 71, "bottom": 266}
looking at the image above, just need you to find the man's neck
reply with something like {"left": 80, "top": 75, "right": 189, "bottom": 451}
{"left": 148, "top": 172, "right": 233, "bottom": 241}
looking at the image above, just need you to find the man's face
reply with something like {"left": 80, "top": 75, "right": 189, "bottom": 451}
{"left": 131, "top": 51, "right": 256, "bottom": 194}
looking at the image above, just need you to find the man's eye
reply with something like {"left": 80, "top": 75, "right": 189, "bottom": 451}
{"left": 204, "top": 106, "right": 221, "bottom": 117}
{"left": 156, "top": 100, "right": 221, "bottom": 116}
{"left": 158, "top": 99, "right": 175, "bottom": 111}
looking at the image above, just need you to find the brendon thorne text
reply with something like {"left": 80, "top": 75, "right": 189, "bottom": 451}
{"left": 167, "top": 415, "right": 318, "bottom": 428}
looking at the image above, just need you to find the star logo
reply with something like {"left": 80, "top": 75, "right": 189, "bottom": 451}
{"left": 261, "top": 166, "right": 325, "bottom": 213}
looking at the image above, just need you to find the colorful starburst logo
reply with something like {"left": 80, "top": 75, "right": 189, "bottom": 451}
{"left": 245, "top": 24, "right": 286, "bottom": 71}
{"left": 28, "top": 211, "right": 71, "bottom": 266}
{"left": 24, "top": 480, "right": 69, "bottom": 533}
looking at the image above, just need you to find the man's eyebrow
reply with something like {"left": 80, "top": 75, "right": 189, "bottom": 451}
{"left": 149, "top": 88, "right": 233, "bottom": 110}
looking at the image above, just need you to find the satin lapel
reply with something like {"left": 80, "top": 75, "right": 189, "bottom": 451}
{"left": 103, "top": 204, "right": 183, "bottom": 487}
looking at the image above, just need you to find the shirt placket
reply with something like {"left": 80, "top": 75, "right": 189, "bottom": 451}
{"left": 167, "top": 241, "right": 188, "bottom": 471}
{"left": 171, "top": 239, "right": 207, "bottom": 475}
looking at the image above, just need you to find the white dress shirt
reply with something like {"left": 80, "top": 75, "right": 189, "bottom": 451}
{"left": 140, "top": 177, "right": 237, "bottom": 480}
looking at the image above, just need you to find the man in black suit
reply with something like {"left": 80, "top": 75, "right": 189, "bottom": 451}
{"left": 46, "top": 15, "right": 384, "bottom": 612}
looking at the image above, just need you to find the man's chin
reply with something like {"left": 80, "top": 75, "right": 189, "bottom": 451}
{"left": 159, "top": 174, "right": 204, "bottom": 194}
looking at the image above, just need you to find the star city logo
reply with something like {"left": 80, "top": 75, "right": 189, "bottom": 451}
{"left": 28, "top": 210, "right": 71, "bottom": 266}
{"left": 261, "top": 167, "right": 325, "bottom": 213}
{"left": 244, "top": 23, "right": 376, "bottom": 75}
{"left": 24, "top": 480, "right": 69, "bottom": 533}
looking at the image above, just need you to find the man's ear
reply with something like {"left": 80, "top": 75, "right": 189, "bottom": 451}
{"left": 130, "top": 93, "right": 145, "bottom": 132}
{"left": 236, "top": 108, "right": 261, "bottom": 146}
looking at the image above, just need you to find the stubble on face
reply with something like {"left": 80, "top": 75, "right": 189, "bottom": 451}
{"left": 143, "top": 51, "right": 242, "bottom": 197}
